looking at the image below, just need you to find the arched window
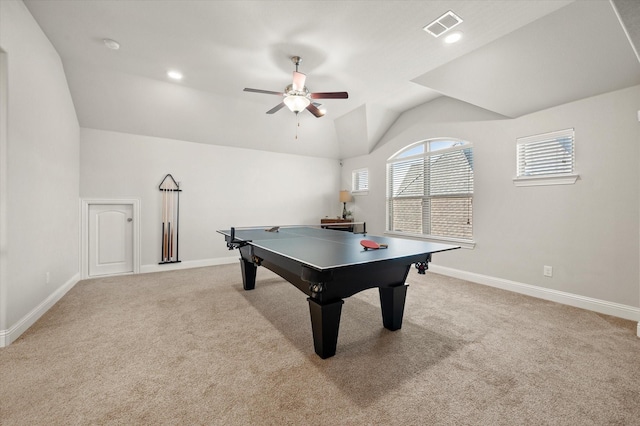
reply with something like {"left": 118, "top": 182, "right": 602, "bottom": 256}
{"left": 387, "top": 138, "right": 473, "bottom": 241}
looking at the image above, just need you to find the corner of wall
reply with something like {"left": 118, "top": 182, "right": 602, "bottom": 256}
{"left": 430, "top": 264, "right": 640, "bottom": 325}
{"left": 0, "top": 273, "right": 80, "bottom": 347}
{"left": 0, "top": 49, "right": 8, "bottom": 334}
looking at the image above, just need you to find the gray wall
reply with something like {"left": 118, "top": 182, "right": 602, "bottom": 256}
{"left": 343, "top": 87, "right": 640, "bottom": 308}
{"left": 80, "top": 128, "right": 342, "bottom": 269}
{"left": 2, "top": 0, "right": 638, "bottom": 343}
{"left": 0, "top": 0, "right": 80, "bottom": 332}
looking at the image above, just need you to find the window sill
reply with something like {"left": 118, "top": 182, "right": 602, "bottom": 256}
{"left": 351, "top": 190, "right": 368, "bottom": 196}
{"left": 513, "top": 173, "right": 579, "bottom": 187}
{"left": 384, "top": 231, "right": 475, "bottom": 249}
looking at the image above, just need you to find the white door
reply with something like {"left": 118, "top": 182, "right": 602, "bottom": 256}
{"left": 88, "top": 204, "right": 133, "bottom": 277}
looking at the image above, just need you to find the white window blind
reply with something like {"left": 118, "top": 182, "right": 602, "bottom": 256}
{"left": 517, "top": 128, "right": 574, "bottom": 177}
{"left": 352, "top": 168, "right": 369, "bottom": 192}
{"left": 387, "top": 140, "right": 473, "bottom": 241}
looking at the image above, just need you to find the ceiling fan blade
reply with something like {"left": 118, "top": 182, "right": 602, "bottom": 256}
{"left": 244, "top": 88, "right": 284, "bottom": 96}
{"left": 310, "top": 92, "right": 348, "bottom": 99}
{"left": 306, "top": 103, "right": 325, "bottom": 118}
{"left": 292, "top": 71, "right": 307, "bottom": 91}
{"left": 266, "top": 102, "right": 286, "bottom": 114}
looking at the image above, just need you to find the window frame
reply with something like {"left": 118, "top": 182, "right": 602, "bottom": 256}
{"left": 351, "top": 168, "right": 369, "bottom": 194}
{"left": 386, "top": 138, "right": 475, "bottom": 247}
{"left": 513, "top": 128, "right": 579, "bottom": 187}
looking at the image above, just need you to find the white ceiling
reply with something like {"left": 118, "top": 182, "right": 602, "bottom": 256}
{"left": 23, "top": 0, "right": 640, "bottom": 159}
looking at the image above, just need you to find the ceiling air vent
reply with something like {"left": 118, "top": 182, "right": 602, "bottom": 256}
{"left": 423, "top": 10, "right": 463, "bottom": 38}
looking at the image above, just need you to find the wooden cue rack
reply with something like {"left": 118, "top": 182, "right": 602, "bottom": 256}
{"left": 159, "top": 174, "right": 181, "bottom": 264}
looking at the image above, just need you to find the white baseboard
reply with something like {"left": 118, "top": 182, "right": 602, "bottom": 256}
{"left": 140, "top": 256, "right": 238, "bottom": 274}
{"left": 429, "top": 264, "right": 640, "bottom": 336}
{"left": 5, "top": 262, "right": 636, "bottom": 347}
{"left": 0, "top": 258, "right": 241, "bottom": 347}
{"left": 0, "top": 273, "right": 80, "bottom": 348}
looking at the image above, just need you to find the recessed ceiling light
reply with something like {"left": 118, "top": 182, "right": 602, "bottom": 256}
{"left": 103, "top": 38, "right": 120, "bottom": 50}
{"left": 167, "top": 70, "right": 183, "bottom": 80}
{"left": 444, "top": 31, "right": 463, "bottom": 44}
{"left": 423, "top": 10, "right": 463, "bottom": 38}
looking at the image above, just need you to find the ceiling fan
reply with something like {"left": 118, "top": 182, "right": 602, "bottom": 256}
{"left": 243, "top": 56, "right": 348, "bottom": 118}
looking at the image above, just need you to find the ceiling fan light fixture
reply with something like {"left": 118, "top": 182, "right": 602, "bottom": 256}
{"left": 284, "top": 95, "right": 310, "bottom": 113}
{"left": 243, "top": 55, "right": 347, "bottom": 118}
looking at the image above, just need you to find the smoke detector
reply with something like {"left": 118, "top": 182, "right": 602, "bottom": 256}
{"left": 103, "top": 38, "right": 120, "bottom": 50}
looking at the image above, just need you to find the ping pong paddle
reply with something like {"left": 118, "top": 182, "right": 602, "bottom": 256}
{"left": 360, "top": 239, "right": 388, "bottom": 250}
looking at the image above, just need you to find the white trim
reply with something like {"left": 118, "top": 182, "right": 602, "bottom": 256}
{"left": 80, "top": 199, "right": 141, "bottom": 279}
{"left": 385, "top": 230, "right": 475, "bottom": 249}
{"left": 429, "top": 264, "right": 640, "bottom": 328}
{"left": 387, "top": 137, "right": 474, "bottom": 241}
{"left": 513, "top": 173, "right": 579, "bottom": 187}
{"left": 516, "top": 128, "right": 574, "bottom": 146}
{"left": 387, "top": 137, "right": 472, "bottom": 162}
{"left": 0, "top": 273, "right": 80, "bottom": 347}
{"left": 351, "top": 168, "right": 369, "bottom": 193}
{"left": 140, "top": 256, "right": 238, "bottom": 274}
{"left": 4, "top": 260, "right": 637, "bottom": 346}
{"left": 0, "top": 50, "right": 7, "bottom": 336}
{"left": 609, "top": 0, "right": 640, "bottom": 65}
{"left": 515, "top": 128, "right": 575, "bottom": 182}
{"left": 0, "top": 257, "right": 240, "bottom": 344}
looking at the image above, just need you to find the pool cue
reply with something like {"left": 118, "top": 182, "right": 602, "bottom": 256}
{"left": 169, "top": 187, "right": 174, "bottom": 260}
{"left": 163, "top": 187, "right": 165, "bottom": 261}
{"left": 164, "top": 187, "right": 169, "bottom": 261}
{"left": 167, "top": 187, "right": 171, "bottom": 261}
{"left": 161, "top": 187, "right": 166, "bottom": 261}
{"left": 175, "top": 184, "right": 180, "bottom": 261}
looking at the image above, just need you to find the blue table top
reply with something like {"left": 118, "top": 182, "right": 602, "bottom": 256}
{"left": 218, "top": 226, "right": 459, "bottom": 270}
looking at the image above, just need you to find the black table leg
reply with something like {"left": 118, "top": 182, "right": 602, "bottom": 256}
{"left": 379, "top": 284, "right": 408, "bottom": 331}
{"left": 239, "top": 258, "right": 257, "bottom": 290}
{"left": 307, "top": 298, "right": 344, "bottom": 359}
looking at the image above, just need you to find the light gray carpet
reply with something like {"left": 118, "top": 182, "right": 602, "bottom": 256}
{"left": 1, "top": 264, "right": 639, "bottom": 425}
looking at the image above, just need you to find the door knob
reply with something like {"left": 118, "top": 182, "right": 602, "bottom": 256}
{"left": 127, "top": 218, "right": 133, "bottom": 222}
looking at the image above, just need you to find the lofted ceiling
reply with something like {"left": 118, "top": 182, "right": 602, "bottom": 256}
{"left": 22, "top": 0, "right": 640, "bottom": 159}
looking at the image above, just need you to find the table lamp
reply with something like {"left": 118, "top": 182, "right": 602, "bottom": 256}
{"left": 339, "top": 190, "right": 352, "bottom": 219}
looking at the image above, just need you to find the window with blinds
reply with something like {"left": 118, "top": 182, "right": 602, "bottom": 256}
{"left": 387, "top": 139, "right": 473, "bottom": 241}
{"left": 352, "top": 168, "right": 369, "bottom": 193}
{"left": 514, "top": 128, "right": 578, "bottom": 186}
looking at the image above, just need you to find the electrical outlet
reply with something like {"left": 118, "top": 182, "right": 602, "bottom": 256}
{"left": 543, "top": 266, "right": 553, "bottom": 277}
{"left": 46, "top": 272, "right": 50, "bottom": 284}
